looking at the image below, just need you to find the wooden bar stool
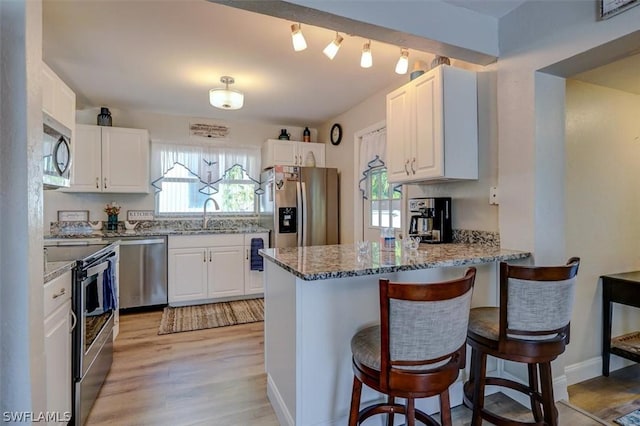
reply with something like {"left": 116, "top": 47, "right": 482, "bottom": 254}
{"left": 349, "top": 268, "right": 476, "bottom": 426}
{"left": 463, "top": 257, "right": 580, "bottom": 426}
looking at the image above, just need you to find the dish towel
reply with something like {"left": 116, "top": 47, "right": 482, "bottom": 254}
{"left": 250, "top": 238, "right": 264, "bottom": 271}
{"left": 102, "top": 257, "right": 118, "bottom": 311}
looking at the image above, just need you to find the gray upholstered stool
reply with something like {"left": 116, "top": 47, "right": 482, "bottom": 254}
{"left": 463, "top": 257, "right": 580, "bottom": 426}
{"left": 349, "top": 268, "right": 476, "bottom": 426}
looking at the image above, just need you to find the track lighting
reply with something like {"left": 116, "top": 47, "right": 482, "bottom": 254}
{"left": 291, "top": 23, "right": 307, "bottom": 52}
{"left": 360, "top": 41, "right": 372, "bottom": 68}
{"left": 395, "top": 48, "right": 409, "bottom": 74}
{"left": 323, "top": 32, "right": 343, "bottom": 60}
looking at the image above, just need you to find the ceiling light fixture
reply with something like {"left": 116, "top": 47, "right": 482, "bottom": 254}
{"left": 360, "top": 41, "right": 372, "bottom": 68}
{"left": 291, "top": 23, "right": 307, "bottom": 52}
{"left": 323, "top": 32, "right": 343, "bottom": 60}
{"left": 209, "top": 76, "right": 244, "bottom": 110}
{"left": 395, "top": 48, "right": 409, "bottom": 74}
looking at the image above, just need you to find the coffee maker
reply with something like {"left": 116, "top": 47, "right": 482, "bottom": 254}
{"left": 408, "top": 197, "right": 452, "bottom": 243}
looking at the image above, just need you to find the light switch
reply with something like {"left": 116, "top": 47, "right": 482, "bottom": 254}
{"left": 489, "top": 187, "right": 499, "bottom": 205}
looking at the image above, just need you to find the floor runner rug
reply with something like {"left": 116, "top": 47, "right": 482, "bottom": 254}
{"left": 158, "top": 298, "right": 263, "bottom": 335}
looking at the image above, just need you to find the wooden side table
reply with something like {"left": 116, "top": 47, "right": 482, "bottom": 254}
{"left": 601, "top": 271, "right": 640, "bottom": 376}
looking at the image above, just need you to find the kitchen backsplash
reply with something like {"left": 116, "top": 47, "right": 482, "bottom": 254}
{"left": 452, "top": 229, "right": 500, "bottom": 247}
{"left": 50, "top": 216, "right": 261, "bottom": 235}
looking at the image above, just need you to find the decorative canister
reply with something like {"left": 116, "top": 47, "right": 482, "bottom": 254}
{"left": 430, "top": 55, "right": 451, "bottom": 69}
{"left": 97, "top": 107, "right": 113, "bottom": 126}
{"left": 278, "top": 129, "right": 290, "bottom": 140}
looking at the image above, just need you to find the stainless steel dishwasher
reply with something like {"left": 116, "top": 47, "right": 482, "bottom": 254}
{"left": 104, "top": 236, "right": 167, "bottom": 310}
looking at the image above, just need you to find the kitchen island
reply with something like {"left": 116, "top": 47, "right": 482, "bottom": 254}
{"left": 259, "top": 242, "right": 531, "bottom": 426}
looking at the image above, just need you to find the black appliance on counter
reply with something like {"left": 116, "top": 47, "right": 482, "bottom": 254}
{"left": 408, "top": 197, "right": 452, "bottom": 243}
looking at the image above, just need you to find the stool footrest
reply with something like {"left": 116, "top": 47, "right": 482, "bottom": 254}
{"left": 358, "top": 403, "right": 438, "bottom": 426}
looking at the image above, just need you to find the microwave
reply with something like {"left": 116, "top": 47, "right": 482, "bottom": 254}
{"left": 43, "top": 112, "right": 71, "bottom": 190}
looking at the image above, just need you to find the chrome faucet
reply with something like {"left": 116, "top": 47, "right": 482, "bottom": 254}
{"left": 203, "top": 197, "right": 219, "bottom": 229}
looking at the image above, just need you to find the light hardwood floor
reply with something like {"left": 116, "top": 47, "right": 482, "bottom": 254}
{"left": 86, "top": 310, "right": 279, "bottom": 425}
{"left": 569, "top": 364, "right": 640, "bottom": 424}
{"left": 86, "top": 310, "right": 622, "bottom": 425}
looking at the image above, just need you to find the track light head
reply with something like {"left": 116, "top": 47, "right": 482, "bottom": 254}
{"left": 360, "top": 41, "right": 372, "bottom": 68}
{"left": 395, "top": 48, "right": 409, "bottom": 74}
{"left": 291, "top": 23, "right": 307, "bottom": 52}
{"left": 323, "top": 33, "right": 343, "bottom": 60}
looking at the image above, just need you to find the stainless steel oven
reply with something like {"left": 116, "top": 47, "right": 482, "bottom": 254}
{"left": 72, "top": 242, "right": 118, "bottom": 426}
{"left": 44, "top": 239, "right": 119, "bottom": 426}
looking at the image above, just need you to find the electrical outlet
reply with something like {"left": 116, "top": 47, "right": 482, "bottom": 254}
{"left": 489, "top": 187, "right": 499, "bottom": 205}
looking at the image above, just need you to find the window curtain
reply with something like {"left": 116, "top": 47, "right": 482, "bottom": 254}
{"left": 150, "top": 140, "right": 261, "bottom": 194}
{"left": 358, "top": 128, "right": 387, "bottom": 199}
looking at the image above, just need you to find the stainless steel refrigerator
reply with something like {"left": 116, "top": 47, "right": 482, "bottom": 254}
{"left": 260, "top": 166, "right": 339, "bottom": 248}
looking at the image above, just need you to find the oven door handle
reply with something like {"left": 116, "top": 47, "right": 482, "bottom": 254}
{"left": 69, "top": 309, "right": 77, "bottom": 332}
{"left": 86, "top": 261, "right": 109, "bottom": 277}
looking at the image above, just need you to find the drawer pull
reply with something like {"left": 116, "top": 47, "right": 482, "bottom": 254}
{"left": 52, "top": 288, "right": 66, "bottom": 299}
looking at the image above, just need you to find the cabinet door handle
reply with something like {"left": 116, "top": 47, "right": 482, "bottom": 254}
{"left": 209, "top": 251, "right": 212, "bottom": 262}
{"left": 96, "top": 177, "right": 99, "bottom": 189}
{"left": 404, "top": 160, "right": 410, "bottom": 175}
{"left": 203, "top": 252, "right": 206, "bottom": 263}
{"left": 52, "top": 288, "right": 66, "bottom": 299}
{"left": 103, "top": 177, "right": 107, "bottom": 189}
{"left": 411, "top": 157, "right": 416, "bottom": 174}
{"left": 70, "top": 309, "right": 77, "bottom": 332}
{"left": 246, "top": 249, "right": 249, "bottom": 260}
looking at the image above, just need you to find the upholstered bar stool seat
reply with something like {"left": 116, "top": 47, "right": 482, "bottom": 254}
{"left": 463, "top": 258, "right": 580, "bottom": 426}
{"left": 349, "top": 268, "right": 477, "bottom": 426}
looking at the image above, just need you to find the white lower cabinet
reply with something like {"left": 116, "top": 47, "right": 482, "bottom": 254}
{"left": 168, "top": 233, "right": 268, "bottom": 305}
{"left": 43, "top": 270, "right": 72, "bottom": 425}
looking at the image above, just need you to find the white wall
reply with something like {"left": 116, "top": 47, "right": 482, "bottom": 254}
{"left": 317, "top": 80, "right": 398, "bottom": 244}
{"left": 43, "top": 107, "right": 318, "bottom": 228}
{"left": 0, "top": 0, "right": 46, "bottom": 415}
{"left": 565, "top": 79, "right": 640, "bottom": 367}
{"left": 496, "top": 0, "right": 640, "bottom": 385}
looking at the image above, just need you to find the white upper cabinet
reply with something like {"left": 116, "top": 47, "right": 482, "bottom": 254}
{"left": 66, "top": 124, "right": 149, "bottom": 193}
{"left": 42, "top": 62, "right": 76, "bottom": 132}
{"left": 386, "top": 65, "right": 478, "bottom": 184}
{"left": 262, "top": 139, "right": 326, "bottom": 169}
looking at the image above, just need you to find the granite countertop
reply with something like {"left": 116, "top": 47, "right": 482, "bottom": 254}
{"left": 45, "top": 226, "right": 270, "bottom": 240}
{"left": 259, "top": 243, "right": 532, "bottom": 281}
{"left": 44, "top": 261, "right": 75, "bottom": 284}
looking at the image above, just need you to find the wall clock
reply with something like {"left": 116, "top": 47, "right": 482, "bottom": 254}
{"left": 330, "top": 123, "right": 342, "bottom": 145}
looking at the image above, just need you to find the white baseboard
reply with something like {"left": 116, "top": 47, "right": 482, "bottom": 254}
{"left": 267, "top": 374, "right": 294, "bottom": 426}
{"left": 565, "top": 354, "right": 636, "bottom": 385}
{"left": 500, "top": 370, "right": 569, "bottom": 408}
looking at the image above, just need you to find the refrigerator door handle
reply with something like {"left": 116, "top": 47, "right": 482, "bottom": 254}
{"left": 300, "top": 182, "right": 308, "bottom": 247}
{"left": 296, "top": 181, "right": 303, "bottom": 247}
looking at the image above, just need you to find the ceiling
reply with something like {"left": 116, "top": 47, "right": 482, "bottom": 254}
{"left": 43, "top": 1, "right": 639, "bottom": 128}
{"left": 42, "top": 0, "right": 501, "bottom": 127}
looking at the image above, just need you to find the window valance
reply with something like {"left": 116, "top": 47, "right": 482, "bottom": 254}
{"left": 150, "top": 140, "right": 261, "bottom": 194}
